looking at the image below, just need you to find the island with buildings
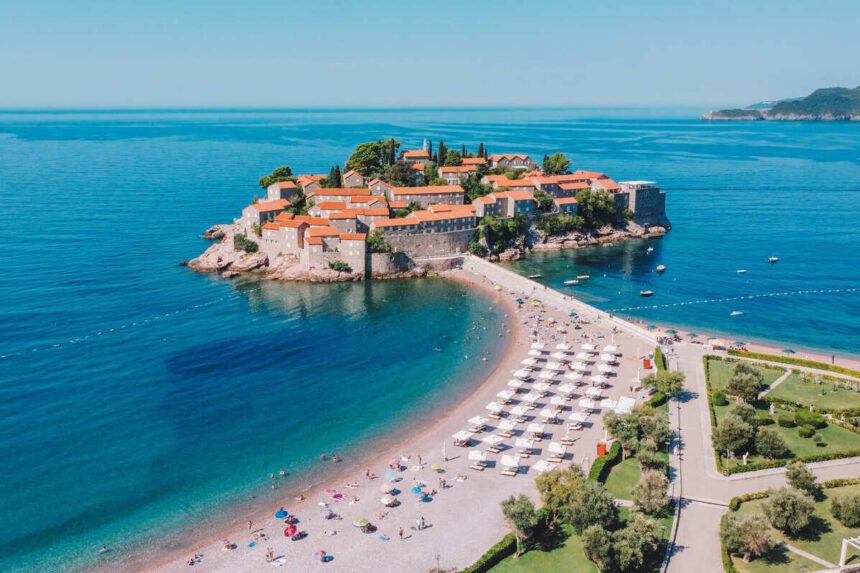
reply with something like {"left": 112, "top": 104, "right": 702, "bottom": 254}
{"left": 188, "top": 139, "right": 670, "bottom": 281}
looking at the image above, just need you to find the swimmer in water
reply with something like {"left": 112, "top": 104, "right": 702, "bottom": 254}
{"left": 99, "top": 546, "right": 108, "bottom": 554}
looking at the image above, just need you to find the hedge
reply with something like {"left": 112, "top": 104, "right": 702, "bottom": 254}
{"left": 777, "top": 414, "right": 796, "bottom": 428}
{"left": 720, "top": 514, "right": 741, "bottom": 573}
{"left": 589, "top": 441, "right": 622, "bottom": 482}
{"left": 798, "top": 425, "right": 816, "bottom": 438}
{"left": 648, "top": 391, "right": 668, "bottom": 408}
{"left": 794, "top": 410, "right": 826, "bottom": 429}
{"left": 757, "top": 413, "right": 774, "bottom": 426}
{"left": 821, "top": 477, "right": 860, "bottom": 489}
{"left": 726, "top": 448, "right": 860, "bottom": 474}
{"left": 459, "top": 533, "right": 517, "bottom": 573}
{"left": 729, "top": 497, "right": 741, "bottom": 511}
{"left": 654, "top": 347, "right": 667, "bottom": 372}
{"left": 727, "top": 349, "right": 860, "bottom": 379}
{"left": 765, "top": 395, "right": 860, "bottom": 417}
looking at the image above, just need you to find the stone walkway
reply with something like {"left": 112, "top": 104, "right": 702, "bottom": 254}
{"left": 758, "top": 370, "right": 791, "bottom": 398}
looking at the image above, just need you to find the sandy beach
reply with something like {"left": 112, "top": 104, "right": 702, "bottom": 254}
{"left": 128, "top": 268, "right": 654, "bottom": 573}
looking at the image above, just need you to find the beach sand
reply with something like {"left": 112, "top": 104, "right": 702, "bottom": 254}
{"left": 131, "top": 270, "right": 652, "bottom": 573}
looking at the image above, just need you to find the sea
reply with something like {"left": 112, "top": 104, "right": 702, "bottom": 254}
{"left": 0, "top": 108, "right": 858, "bottom": 571}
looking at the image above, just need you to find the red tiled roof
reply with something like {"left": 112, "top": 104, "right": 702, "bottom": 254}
{"left": 270, "top": 180, "right": 297, "bottom": 189}
{"left": 461, "top": 157, "right": 487, "bottom": 165}
{"left": 555, "top": 197, "right": 579, "bottom": 205}
{"left": 504, "top": 190, "right": 537, "bottom": 202}
{"left": 596, "top": 178, "right": 621, "bottom": 191}
{"left": 314, "top": 201, "right": 347, "bottom": 211}
{"left": 572, "top": 170, "right": 607, "bottom": 179}
{"left": 488, "top": 153, "right": 530, "bottom": 161}
{"left": 307, "top": 226, "right": 340, "bottom": 238}
{"left": 311, "top": 188, "right": 372, "bottom": 197}
{"left": 274, "top": 212, "right": 295, "bottom": 222}
{"left": 475, "top": 195, "right": 496, "bottom": 204}
{"left": 279, "top": 220, "right": 306, "bottom": 229}
{"left": 439, "top": 165, "right": 477, "bottom": 173}
{"left": 412, "top": 208, "right": 477, "bottom": 223}
{"left": 250, "top": 199, "right": 291, "bottom": 212}
{"left": 306, "top": 237, "right": 323, "bottom": 245}
{"left": 294, "top": 215, "right": 330, "bottom": 226}
{"left": 390, "top": 185, "right": 464, "bottom": 196}
{"left": 559, "top": 182, "right": 590, "bottom": 191}
{"left": 262, "top": 222, "right": 280, "bottom": 230}
{"left": 495, "top": 177, "right": 535, "bottom": 189}
{"left": 359, "top": 208, "right": 391, "bottom": 217}
{"left": 350, "top": 195, "right": 387, "bottom": 204}
{"left": 411, "top": 163, "right": 425, "bottom": 171}
{"left": 427, "top": 203, "right": 475, "bottom": 214}
{"left": 373, "top": 217, "right": 420, "bottom": 228}
{"left": 388, "top": 201, "right": 408, "bottom": 209}
{"left": 329, "top": 210, "right": 358, "bottom": 220}
{"left": 340, "top": 233, "right": 367, "bottom": 241}
{"left": 402, "top": 150, "right": 430, "bottom": 159}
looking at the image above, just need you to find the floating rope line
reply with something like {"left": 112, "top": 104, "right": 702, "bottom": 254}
{"left": 608, "top": 287, "right": 860, "bottom": 313}
{"left": 0, "top": 293, "right": 241, "bottom": 360}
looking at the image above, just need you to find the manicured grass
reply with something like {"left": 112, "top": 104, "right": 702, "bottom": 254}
{"left": 768, "top": 372, "right": 860, "bottom": 410}
{"left": 730, "top": 546, "right": 821, "bottom": 573}
{"left": 735, "top": 484, "right": 860, "bottom": 565}
{"left": 490, "top": 523, "right": 598, "bottom": 573}
{"left": 604, "top": 456, "right": 642, "bottom": 500}
{"left": 707, "top": 358, "right": 784, "bottom": 392}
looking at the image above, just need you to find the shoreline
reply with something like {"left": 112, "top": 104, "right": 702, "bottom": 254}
{"left": 119, "top": 273, "right": 521, "bottom": 572}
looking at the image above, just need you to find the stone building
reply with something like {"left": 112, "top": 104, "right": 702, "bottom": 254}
{"left": 399, "top": 149, "right": 430, "bottom": 163}
{"left": 620, "top": 181, "right": 669, "bottom": 226}
{"left": 241, "top": 199, "right": 291, "bottom": 231}
{"left": 438, "top": 165, "right": 477, "bottom": 184}
{"left": 487, "top": 153, "right": 538, "bottom": 170}
{"left": 389, "top": 185, "right": 465, "bottom": 208}
{"left": 266, "top": 180, "right": 298, "bottom": 201}
{"left": 342, "top": 170, "right": 369, "bottom": 188}
{"left": 554, "top": 196, "right": 579, "bottom": 215}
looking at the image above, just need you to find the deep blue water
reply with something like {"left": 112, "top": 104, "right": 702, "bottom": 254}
{"left": 0, "top": 108, "right": 858, "bottom": 571}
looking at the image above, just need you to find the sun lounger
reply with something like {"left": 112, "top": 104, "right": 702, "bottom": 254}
{"left": 487, "top": 413, "right": 502, "bottom": 420}
{"left": 512, "top": 417, "right": 527, "bottom": 424}
{"left": 497, "top": 430, "right": 514, "bottom": 438}
{"left": 469, "top": 464, "right": 485, "bottom": 471}
{"left": 561, "top": 438, "right": 575, "bottom": 446}
{"left": 486, "top": 446, "right": 502, "bottom": 454}
{"left": 548, "top": 456, "right": 564, "bottom": 463}
{"left": 500, "top": 469, "right": 518, "bottom": 477}
{"left": 468, "top": 425, "right": 484, "bottom": 433}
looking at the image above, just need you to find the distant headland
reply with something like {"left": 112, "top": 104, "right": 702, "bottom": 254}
{"left": 702, "top": 86, "right": 860, "bottom": 121}
{"left": 187, "top": 140, "right": 670, "bottom": 282}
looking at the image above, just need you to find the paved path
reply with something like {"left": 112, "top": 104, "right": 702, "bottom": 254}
{"left": 759, "top": 370, "right": 791, "bottom": 398}
{"left": 782, "top": 542, "right": 837, "bottom": 568}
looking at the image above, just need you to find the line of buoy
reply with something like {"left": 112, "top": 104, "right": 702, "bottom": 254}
{"left": 608, "top": 287, "right": 859, "bottom": 313}
{"left": 0, "top": 293, "right": 241, "bottom": 360}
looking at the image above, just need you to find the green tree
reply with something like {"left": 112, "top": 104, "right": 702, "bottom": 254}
{"left": 565, "top": 479, "right": 618, "bottom": 534}
{"left": 386, "top": 160, "right": 414, "bottom": 187}
{"left": 460, "top": 144, "right": 466, "bottom": 157}
{"left": 444, "top": 148, "right": 461, "bottom": 166}
{"left": 328, "top": 260, "right": 352, "bottom": 273}
{"left": 436, "top": 140, "right": 447, "bottom": 165}
{"left": 542, "top": 152, "right": 571, "bottom": 175}
{"left": 603, "top": 412, "right": 640, "bottom": 460}
{"left": 501, "top": 494, "right": 538, "bottom": 558}
{"left": 477, "top": 142, "right": 484, "bottom": 157}
{"left": 366, "top": 229, "right": 392, "bottom": 253}
{"left": 575, "top": 188, "right": 616, "bottom": 229}
{"left": 712, "top": 414, "right": 753, "bottom": 459}
{"left": 582, "top": 525, "right": 615, "bottom": 570}
{"left": 614, "top": 513, "right": 662, "bottom": 571}
{"left": 831, "top": 494, "right": 860, "bottom": 527}
{"left": 327, "top": 165, "right": 342, "bottom": 188}
{"left": 755, "top": 428, "right": 790, "bottom": 460}
{"left": 258, "top": 165, "right": 294, "bottom": 189}
{"left": 427, "top": 140, "right": 433, "bottom": 160}
{"left": 728, "top": 403, "right": 760, "bottom": 427}
{"left": 643, "top": 370, "right": 686, "bottom": 396}
{"left": 726, "top": 364, "right": 764, "bottom": 403}
{"left": 346, "top": 139, "right": 400, "bottom": 177}
{"left": 537, "top": 213, "right": 583, "bottom": 236}
{"left": 533, "top": 189, "right": 555, "bottom": 212}
{"left": 784, "top": 461, "right": 819, "bottom": 497}
{"left": 535, "top": 465, "right": 586, "bottom": 523}
{"left": 764, "top": 487, "right": 814, "bottom": 535}
{"left": 634, "top": 469, "right": 669, "bottom": 514}
{"left": 721, "top": 513, "right": 777, "bottom": 562}
{"left": 423, "top": 161, "right": 437, "bottom": 181}
{"left": 622, "top": 208, "right": 635, "bottom": 220}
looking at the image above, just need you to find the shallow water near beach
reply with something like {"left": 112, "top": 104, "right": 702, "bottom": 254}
{"left": 0, "top": 108, "right": 858, "bottom": 571}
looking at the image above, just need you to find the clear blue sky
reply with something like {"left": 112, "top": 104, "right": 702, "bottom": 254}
{"left": 2, "top": 0, "right": 858, "bottom": 109}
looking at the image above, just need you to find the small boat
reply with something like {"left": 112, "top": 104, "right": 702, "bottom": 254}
{"left": 527, "top": 274, "right": 543, "bottom": 279}
{"left": 769, "top": 257, "right": 779, "bottom": 263}
{"left": 647, "top": 247, "right": 654, "bottom": 253}
{"left": 563, "top": 280, "right": 580, "bottom": 286}
{"left": 640, "top": 290, "right": 655, "bottom": 297}
{"left": 737, "top": 269, "right": 747, "bottom": 274}
{"left": 577, "top": 275, "right": 590, "bottom": 280}
{"left": 656, "top": 265, "right": 666, "bottom": 273}
{"left": 730, "top": 311, "right": 744, "bottom": 316}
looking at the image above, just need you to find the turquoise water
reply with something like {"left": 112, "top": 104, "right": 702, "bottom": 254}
{"left": 0, "top": 109, "right": 858, "bottom": 571}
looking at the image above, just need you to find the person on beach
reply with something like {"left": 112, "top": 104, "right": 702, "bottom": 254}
{"left": 399, "top": 527, "right": 404, "bottom": 541}
{"left": 248, "top": 519, "right": 253, "bottom": 532}
{"left": 320, "top": 453, "right": 326, "bottom": 461}
{"left": 415, "top": 517, "right": 421, "bottom": 531}
{"left": 332, "top": 455, "right": 340, "bottom": 463}
{"left": 98, "top": 545, "right": 108, "bottom": 554}
{"left": 279, "top": 469, "right": 286, "bottom": 477}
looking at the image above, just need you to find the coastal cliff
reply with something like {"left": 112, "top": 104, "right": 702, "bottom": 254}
{"left": 703, "top": 87, "right": 860, "bottom": 121}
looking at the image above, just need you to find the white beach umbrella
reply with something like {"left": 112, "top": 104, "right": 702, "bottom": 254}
{"left": 615, "top": 396, "right": 636, "bottom": 414}
{"left": 570, "top": 362, "right": 587, "bottom": 372}
{"left": 548, "top": 442, "right": 567, "bottom": 456}
{"left": 485, "top": 401, "right": 504, "bottom": 413}
{"left": 600, "top": 353, "right": 617, "bottom": 362}
{"left": 581, "top": 343, "right": 596, "bottom": 351}
{"left": 600, "top": 398, "right": 618, "bottom": 410}
{"left": 598, "top": 364, "right": 614, "bottom": 373}
{"left": 468, "top": 416, "right": 489, "bottom": 426}
{"left": 526, "top": 422, "right": 545, "bottom": 434}
{"left": 498, "top": 419, "right": 518, "bottom": 431}
{"left": 515, "top": 437, "right": 534, "bottom": 449}
{"left": 538, "top": 370, "right": 557, "bottom": 380}
{"left": 530, "top": 342, "right": 545, "bottom": 350}
{"left": 568, "top": 411, "right": 589, "bottom": 423}
{"left": 578, "top": 398, "right": 598, "bottom": 410}
{"left": 500, "top": 454, "right": 521, "bottom": 469}
{"left": 538, "top": 408, "right": 557, "bottom": 419}
{"left": 513, "top": 369, "right": 532, "bottom": 379}
{"left": 550, "top": 351, "right": 568, "bottom": 361}
{"left": 546, "top": 361, "right": 563, "bottom": 370}
{"left": 452, "top": 430, "right": 474, "bottom": 441}
{"left": 533, "top": 381, "right": 552, "bottom": 392}
{"left": 496, "top": 390, "right": 515, "bottom": 401}
{"left": 591, "top": 375, "right": 608, "bottom": 385}
{"left": 521, "top": 358, "right": 538, "bottom": 366}
{"left": 564, "top": 372, "right": 583, "bottom": 383}
{"left": 550, "top": 396, "right": 567, "bottom": 406}
{"left": 555, "top": 343, "right": 571, "bottom": 351}
{"left": 507, "top": 379, "right": 524, "bottom": 389}
{"left": 528, "top": 349, "right": 544, "bottom": 357}
{"left": 532, "top": 459, "right": 556, "bottom": 473}
{"left": 482, "top": 434, "right": 504, "bottom": 445}
{"left": 468, "top": 450, "right": 487, "bottom": 462}
{"left": 604, "top": 345, "right": 619, "bottom": 353}
{"left": 509, "top": 405, "right": 529, "bottom": 417}
{"left": 575, "top": 352, "right": 592, "bottom": 360}
{"left": 557, "top": 383, "right": 576, "bottom": 395}
{"left": 586, "top": 386, "right": 603, "bottom": 398}
{"left": 520, "top": 392, "right": 540, "bottom": 404}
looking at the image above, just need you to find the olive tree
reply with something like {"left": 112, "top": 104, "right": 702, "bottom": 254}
{"left": 501, "top": 494, "right": 538, "bottom": 558}
{"left": 764, "top": 487, "right": 814, "bottom": 535}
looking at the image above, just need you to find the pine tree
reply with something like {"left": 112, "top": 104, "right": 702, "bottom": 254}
{"left": 437, "top": 140, "right": 447, "bottom": 165}
{"left": 427, "top": 140, "right": 433, "bottom": 161}
{"left": 331, "top": 165, "right": 342, "bottom": 188}
{"left": 477, "top": 142, "right": 484, "bottom": 158}
{"left": 461, "top": 144, "right": 466, "bottom": 157}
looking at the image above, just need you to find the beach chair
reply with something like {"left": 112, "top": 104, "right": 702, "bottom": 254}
{"left": 468, "top": 425, "right": 485, "bottom": 433}
{"left": 561, "top": 438, "right": 575, "bottom": 446}
{"left": 500, "top": 469, "right": 518, "bottom": 477}
{"left": 486, "top": 446, "right": 503, "bottom": 454}
{"left": 512, "top": 416, "right": 527, "bottom": 424}
{"left": 487, "top": 413, "right": 502, "bottom": 420}
{"left": 497, "top": 430, "right": 514, "bottom": 439}
{"left": 469, "top": 464, "right": 485, "bottom": 471}
{"left": 548, "top": 456, "right": 564, "bottom": 464}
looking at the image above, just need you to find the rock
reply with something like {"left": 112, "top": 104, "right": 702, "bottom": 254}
{"left": 229, "top": 251, "right": 268, "bottom": 272}
{"left": 488, "top": 255, "right": 500, "bottom": 263}
{"left": 202, "top": 224, "right": 228, "bottom": 240}
{"left": 498, "top": 248, "right": 522, "bottom": 262}
{"left": 221, "top": 270, "right": 239, "bottom": 279}
{"left": 179, "top": 260, "right": 188, "bottom": 266}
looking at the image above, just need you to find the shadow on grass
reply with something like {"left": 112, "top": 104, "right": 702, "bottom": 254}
{"left": 790, "top": 515, "right": 832, "bottom": 543}
{"left": 757, "top": 544, "right": 793, "bottom": 566}
{"left": 530, "top": 523, "right": 570, "bottom": 553}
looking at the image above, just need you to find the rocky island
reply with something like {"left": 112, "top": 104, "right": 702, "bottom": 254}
{"left": 188, "top": 140, "right": 670, "bottom": 281}
{"left": 703, "top": 86, "right": 860, "bottom": 121}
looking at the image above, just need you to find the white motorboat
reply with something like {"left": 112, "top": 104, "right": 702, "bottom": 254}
{"left": 656, "top": 265, "right": 666, "bottom": 273}
{"left": 647, "top": 247, "right": 654, "bottom": 253}
{"left": 730, "top": 311, "right": 744, "bottom": 316}
{"left": 737, "top": 269, "right": 747, "bottom": 274}
{"left": 563, "top": 280, "right": 580, "bottom": 286}
{"left": 640, "top": 290, "right": 655, "bottom": 297}
{"left": 769, "top": 257, "right": 779, "bottom": 263}
{"left": 576, "top": 275, "right": 590, "bottom": 280}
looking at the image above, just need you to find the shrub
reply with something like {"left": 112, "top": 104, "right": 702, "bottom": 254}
{"left": 328, "top": 260, "right": 352, "bottom": 273}
{"left": 794, "top": 410, "right": 827, "bottom": 429}
{"left": 726, "top": 349, "right": 860, "bottom": 378}
{"left": 654, "top": 347, "right": 667, "bottom": 371}
{"left": 729, "top": 497, "right": 742, "bottom": 511}
{"left": 798, "top": 425, "right": 816, "bottom": 438}
{"left": 756, "top": 428, "right": 791, "bottom": 460}
{"left": 831, "top": 494, "right": 860, "bottom": 527}
{"left": 757, "top": 413, "right": 774, "bottom": 426}
{"left": 647, "top": 391, "right": 667, "bottom": 408}
{"left": 777, "top": 415, "right": 796, "bottom": 428}
{"left": 459, "top": 533, "right": 516, "bottom": 573}
{"left": 764, "top": 487, "right": 815, "bottom": 535}
{"left": 233, "top": 234, "right": 258, "bottom": 253}
{"left": 365, "top": 229, "right": 392, "bottom": 253}
{"left": 712, "top": 391, "right": 728, "bottom": 407}
{"left": 588, "top": 441, "right": 622, "bottom": 483}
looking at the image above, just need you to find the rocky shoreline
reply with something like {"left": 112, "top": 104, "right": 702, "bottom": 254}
{"left": 185, "top": 221, "right": 668, "bottom": 281}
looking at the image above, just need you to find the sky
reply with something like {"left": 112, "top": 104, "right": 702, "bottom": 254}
{"left": 1, "top": 0, "right": 858, "bottom": 109}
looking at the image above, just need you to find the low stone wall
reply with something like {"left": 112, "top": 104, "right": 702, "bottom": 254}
{"left": 368, "top": 252, "right": 415, "bottom": 277}
{"left": 386, "top": 228, "right": 475, "bottom": 258}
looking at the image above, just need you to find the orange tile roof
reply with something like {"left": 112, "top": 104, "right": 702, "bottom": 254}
{"left": 274, "top": 212, "right": 295, "bottom": 222}
{"left": 495, "top": 177, "right": 535, "bottom": 189}
{"left": 596, "top": 178, "right": 621, "bottom": 191}
{"left": 390, "top": 185, "right": 464, "bottom": 196}
{"left": 294, "top": 215, "right": 330, "bottom": 226}
{"left": 350, "top": 195, "right": 387, "bottom": 204}
{"left": 552, "top": 173, "right": 589, "bottom": 183}
{"left": 359, "top": 208, "right": 391, "bottom": 217}
{"left": 476, "top": 195, "right": 496, "bottom": 204}
{"left": 340, "top": 233, "right": 367, "bottom": 241}
{"left": 411, "top": 163, "right": 425, "bottom": 171}
{"left": 531, "top": 176, "right": 558, "bottom": 185}
{"left": 279, "top": 220, "right": 306, "bottom": 228}
{"left": 329, "top": 211, "right": 358, "bottom": 220}
{"left": 428, "top": 203, "right": 475, "bottom": 214}
{"left": 311, "top": 188, "right": 372, "bottom": 197}
{"left": 461, "top": 157, "right": 487, "bottom": 165}
{"left": 262, "top": 222, "right": 280, "bottom": 230}
{"left": 373, "top": 217, "right": 420, "bottom": 228}
{"left": 488, "top": 153, "right": 530, "bottom": 161}
{"left": 482, "top": 174, "right": 508, "bottom": 183}
{"left": 388, "top": 201, "right": 408, "bottom": 209}
{"left": 342, "top": 169, "right": 360, "bottom": 179}
{"left": 439, "top": 165, "right": 477, "bottom": 173}
{"left": 307, "top": 226, "right": 341, "bottom": 238}
{"left": 296, "top": 174, "right": 325, "bottom": 186}
{"left": 412, "top": 209, "right": 477, "bottom": 223}
{"left": 271, "top": 180, "right": 297, "bottom": 189}
{"left": 505, "top": 190, "right": 538, "bottom": 202}
{"left": 367, "top": 178, "right": 391, "bottom": 188}
{"left": 521, "top": 170, "right": 542, "bottom": 177}
{"left": 402, "top": 149, "right": 430, "bottom": 159}
{"left": 314, "top": 201, "right": 347, "bottom": 211}
{"left": 250, "top": 199, "right": 291, "bottom": 212}
{"left": 572, "top": 170, "right": 606, "bottom": 179}
{"left": 306, "top": 237, "right": 323, "bottom": 245}
{"left": 555, "top": 197, "right": 579, "bottom": 205}
{"left": 559, "top": 182, "right": 590, "bottom": 191}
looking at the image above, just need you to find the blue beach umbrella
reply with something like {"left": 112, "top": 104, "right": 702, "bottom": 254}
{"left": 735, "top": 341, "right": 746, "bottom": 346}
{"left": 570, "top": 312, "right": 577, "bottom": 317}
{"left": 385, "top": 469, "right": 396, "bottom": 481}
{"left": 274, "top": 510, "right": 288, "bottom": 519}
{"left": 411, "top": 486, "right": 422, "bottom": 494}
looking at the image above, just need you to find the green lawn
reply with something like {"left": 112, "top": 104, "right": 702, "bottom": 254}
{"left": 490, "top": 524, "right": 598, "bottom": 573}
{"left": 730, "top": 546, "right": 821, "bottom": 573}
{"left": 735, "top": 484, "right": 860, "bottom": 565}
{"left": 604, "top": 457, "right": 641, "bottom": 500}
{"left": 707, "top": 358, "right": 784, "bottom": 392}
{"left": 768, "top": 372, "right": 860, "bottom": 410}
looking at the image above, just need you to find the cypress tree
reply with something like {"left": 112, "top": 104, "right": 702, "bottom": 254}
{"left": 461, "top": 144, "right": 466, "bottom": 157}
{"left": 437, "top": 140, "right": 447, "bottom": 166}
{"left": 428, "top": 140, "right": 433, "bottom": 161}
{"left": 332, "top": 165, "right": 342, "bottom": 187}
{"left": 477, "top": 142, "right": 484, "bottom": 158}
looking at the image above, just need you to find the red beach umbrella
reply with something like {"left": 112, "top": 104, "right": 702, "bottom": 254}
{"left": 284, "top": 525, "right": 297, "bottom": 537}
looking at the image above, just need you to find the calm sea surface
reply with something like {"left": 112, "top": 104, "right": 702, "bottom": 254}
{"left": 0, "top": 108, "right": 858, "bottom": 571}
